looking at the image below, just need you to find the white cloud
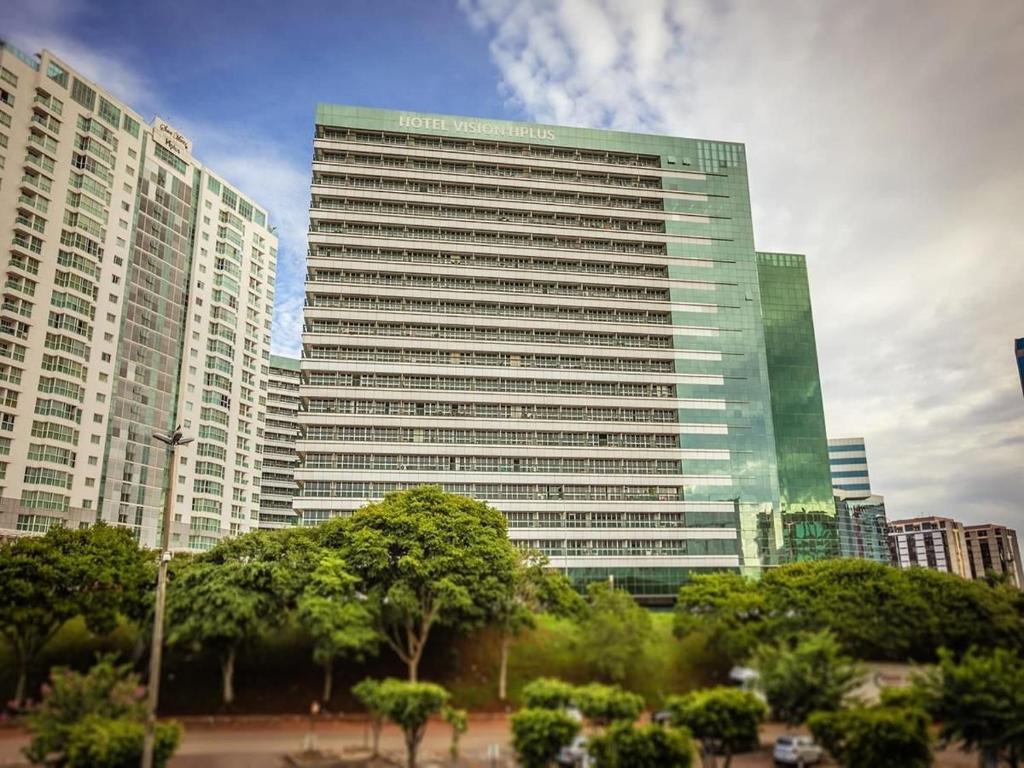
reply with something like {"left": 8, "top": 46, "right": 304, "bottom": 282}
{"left": 460, "top": 0, "right": 1024, "bottom": 528}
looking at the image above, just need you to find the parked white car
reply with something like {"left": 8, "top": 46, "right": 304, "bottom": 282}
{"left": 773, "top": 735, "right": 824, "bottom": 766}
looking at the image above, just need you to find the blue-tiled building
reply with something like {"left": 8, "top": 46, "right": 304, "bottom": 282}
{"left": 827, "top": 437, "right": 871, "bottom": 493}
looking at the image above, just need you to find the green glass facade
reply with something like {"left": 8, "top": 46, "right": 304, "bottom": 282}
{"left": 756, "top": 252, "right": 836, "bottom": 561}
{"left": 299, "top": 106, "right": 836, "bottom": 598}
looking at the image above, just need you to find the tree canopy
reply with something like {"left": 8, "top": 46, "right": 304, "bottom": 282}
{"left": 296, "top": 554, "right": 377, "bottom": 703}
{"left": 0, "top": 524, "right": 154, "bottom": 706}
{"left": 752, "top": 630, "right": 864, "bottom": 725}
{"left": 579, "top": 582, "right": 652, "bottom": 684}
{"left": 166, "top": 528, "right": 322, "bottom": 705}
{"left": 320, "top": 486, "right": 518, "bottom": 681}
{"left": 919, "top": 647, "right": 1024, "bottom": 766}
{"left": 675, "top": 559, "right": 1024, "bottom": 663}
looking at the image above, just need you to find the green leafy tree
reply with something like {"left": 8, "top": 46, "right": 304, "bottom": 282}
{"left": 579, "top": 582, "right": 652, "bottom": 683}
{"left": 166, "top": 529, "right": 321, "bottom": 705}
{"left": 809, "top": 705, "right": 932, "bottom": 768}
{"left": 296, "top": 554, "right": 377, "bottom": 702}
{"left": 919, "top": 647, "right": 1024, "bottom": 766}
{"left": 574, "top": 683, "right": 645, "bottom": 727}
{"left": 510, "top": 708, "right": 581, "bottom": 768}
{"left": 442, "top": 704, "right": 468, "bottom": 762}
{"left": 352, "top": 678, "right": 390, "bottom": 757}
{"left": 320, "top": 486, "right": 518, "bottom": 681}
{"left": 0, "top": 524, "right": 154, "bottom": 707}
{"left": 520, "top": 677, "right": 578, "bottom": 710}
{"left": 591, "top": 721, "right": 694, "bottom": 768}
{"left": 665, "top": 687, "right": 766, "bottom": 768}
{"left": 23, "top": 657, "right": 181, "bottom": 767}
{"left": 495, "top": 551, "right": 584, "bottom": 701}
{"left": 675, "top": 561, "right": 1024, "bottom": 666}
{"left": 674, "top": 572, "right": 768, "bottom": 663}
{"left": 752, "top": 630, "right": 864, "bottom": 725}
{"left": 375, "top": 678, "right": 449, "bottom": 768}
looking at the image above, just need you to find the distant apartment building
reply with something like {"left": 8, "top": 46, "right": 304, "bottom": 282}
{"left": 828, "top": 437, "right": 871, "bottom": 493}
{"left": 834, "top": 489, "right": 891, "bottom": 564}
{"left": 258, "top": 355, "right": 299, "bottom": 529}
{"left": 887, "top": 516, "right": 971, "bottom": 578}
{"left": 964, "top": 524, "right": 1023, "bottom": 588}
{"left": 0, "top": 43, "right": 277, "bottom": 548}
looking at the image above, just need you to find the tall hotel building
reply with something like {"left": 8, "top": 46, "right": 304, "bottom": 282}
{"left": 297, "top": 106, "right": 835, "bottom": 599}
{"left": 0, "top": 44, "right": 277, "bottom": 549}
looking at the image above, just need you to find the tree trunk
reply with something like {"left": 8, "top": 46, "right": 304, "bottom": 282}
{"left": 322, "top": 659, "right": 334, "bottom": 703}
{"left": 221, "top": 647, "right": 236, "bottom": 706}
{"left": 405, "top": 728, "right": 418, "bottom": 768}
{"left": 13, "top": 655, "right": 27, "bottom": 709}
{"left": 408, "top": 650, "right": 420, "bottom": 682}
{"left": 498, "top": 633, "right": 511, "bottom": 702}
{"left": 371, "top": 719, "right": 382, "bottom": 757}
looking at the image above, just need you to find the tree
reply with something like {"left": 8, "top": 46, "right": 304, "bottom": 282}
{"left": 296, "top": 554, "right": 377, "bottom": 703}
{"left": 166, "top": 529, "right": 321, "bottom": 705}
{"left": 579, "top": 582, "right": 652, "bottom": 684}
{"left": 23, "top": 657, "right": 181, "bottom": 767}
{"left": 665, "top": 687, "right": 766, "bottom": 768}
{"left": 520, "top": 677, "right": 578, "bottom": 710}
{"left": 674, "top": 561, "right": 1024, "bottom": 667}
{"left": 320, "top": 486, "right": 518, "bottom": 681}
{"left": 674, "top": 572, "right": 769, "bottom": 663}
{"left": 0, "top": 524, "right": 154, "bottom": 707}
{"left": 809, "top": 706, "right": 932, "bottom": 768}
{"left": 752, "top": 630, "right": 864, "bottom": 725}
{"left": 574, "top": 683, "right": 645, "bottom": 727}
{"left": 591, "top": 721, "right": 694, "bottom": 768}
{"left": 510, "top": 708, "right": 581, "bottom": 768}
{"left": 442, "top": 705, "right": 468, "bottom": 762}
{"left": 375, "top": 678, "right": 449, "bottom": 768}
{"left": 919, "top": 647, "right": 1024, "bottom": 766}
{"left": 352, "top": 678, "right": 390, "bottom": 757}
{"left": 494, "top": 551, "right": 584, "bottom": 701}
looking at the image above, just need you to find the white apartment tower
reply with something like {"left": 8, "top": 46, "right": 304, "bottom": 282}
{"left": 258, "top": 355, "right": 300, "bottom": 529}
{"left": 0, "top": 43, "right": 277, "bottom": 548}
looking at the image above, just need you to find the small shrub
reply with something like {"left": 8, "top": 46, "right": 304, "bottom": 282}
{"left": 809, "top": 706, "right": 931, "bottom": 768}
{"left": 375, "top": 679, "right": 449, "bottom": 768}
{"left": 442, "top": 704, "right": 468, "bottom": 760}
{"left": 591, "top": 721, "right": 694, "bottom": 767}
{"left": 64, "top": 714, "right": 180, "bottom": 768}
{"left": 23, "top": 657, "right": 181, "bottom": 767}
{"left": 665, "top": 687, "right": 766, "bottom": 765}
{"left": 520, "top": 677, "right": 577, "bottom": 710}
{"left": 510, "top": 708, "right": 581, "bottom": 768}
{"left": 574, "top": 683, "right": 644, "bottom": 726}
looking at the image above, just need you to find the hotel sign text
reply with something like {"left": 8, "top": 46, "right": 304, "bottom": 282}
{"left": 398, "top": 113, "right": 556, "bottom": 141}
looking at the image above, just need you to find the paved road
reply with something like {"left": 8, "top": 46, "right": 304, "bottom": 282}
{"left": 0, "top": 716, "right": 979, "bottom": 767}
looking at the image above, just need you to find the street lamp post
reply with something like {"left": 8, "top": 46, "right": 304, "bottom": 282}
{"left": 142, "top": 426, "right": 192, "bottom": 768}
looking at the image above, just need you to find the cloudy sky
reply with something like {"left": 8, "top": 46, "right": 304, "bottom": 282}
{"left": 5, "top": 0, "right": 1023, "bottom": 528}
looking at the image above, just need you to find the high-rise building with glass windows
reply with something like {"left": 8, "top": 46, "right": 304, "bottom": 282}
{"left": 259, "top": 355, "right": 300, "bottom": 530}
{"left": 296, "top": 105, "right": 834, "bottom": 600}
{"left": 0, "top": 43, "right": 277, "bottom": 549}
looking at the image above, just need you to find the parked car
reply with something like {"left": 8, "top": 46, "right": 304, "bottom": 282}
{"left": 557, "top": 734, "right": 592, "bottom": 767}
{"left": 773, "top": 735, "right": 824, "bottom": 766}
